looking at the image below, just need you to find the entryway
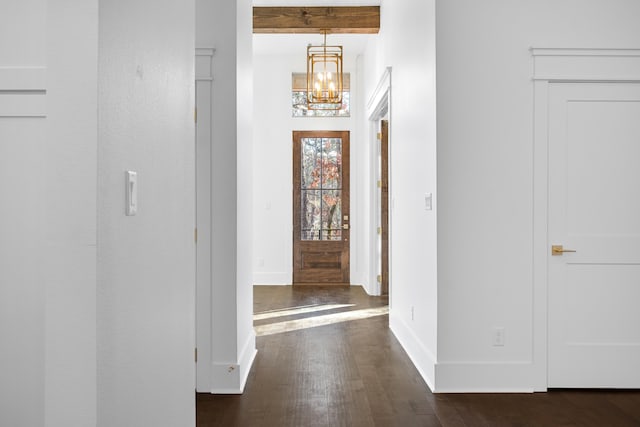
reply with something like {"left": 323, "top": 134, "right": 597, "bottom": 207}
{"left": 292, "top": 131, "right": 351, "bottom": 284}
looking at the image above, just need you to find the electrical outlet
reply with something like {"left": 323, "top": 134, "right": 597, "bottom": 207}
{"left": 492, "top": 327, "right": 505, "bottom": 346}
{"left": 411, "top": 306, "right": 415, "bottom": 321}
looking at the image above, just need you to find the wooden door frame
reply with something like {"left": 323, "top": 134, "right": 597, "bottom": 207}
{"left": 532, "top": 48, "right": 640, "bottom": 391}
{"left": 380, "top": 120, "right": 389, "bottom": 295}
{"left": 292, "top": 130, "right": 351, "bottom": 284}
{"left": 367, "top": 67, "right": 392, "bottom": 296}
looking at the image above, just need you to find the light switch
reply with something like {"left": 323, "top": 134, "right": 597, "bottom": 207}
{"left": 126, "top": 171, "right": 137, "bottom": 216}
{"left": 424, "top": 193, "right": 433, "bottom": 211}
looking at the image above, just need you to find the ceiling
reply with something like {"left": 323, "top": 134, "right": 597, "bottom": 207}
{"left": 252, "top": 1, "right": 380, "bottom": 56}
{"left": 253, "top": 33, "right": 373, "bottom": 56}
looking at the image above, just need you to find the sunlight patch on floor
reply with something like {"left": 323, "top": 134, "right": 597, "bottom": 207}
{"left": 254, "top": 303, "right": 323, "bottom": 315}
{"left": 254, "top": 306, "right": 389, "bottom": 336}
{"left": 253, "top": 303, "right": 355, "bottom": 321}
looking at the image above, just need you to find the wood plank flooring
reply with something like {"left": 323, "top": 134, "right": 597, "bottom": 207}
{"left": 196, "top": 285, "right": 640, "bottom": 427}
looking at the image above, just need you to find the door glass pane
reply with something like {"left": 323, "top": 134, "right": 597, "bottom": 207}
{"left": 301, "top": 138, "right": 322, "bottom": 189}
{"left": 301, "top": 190, "right": 322, "bottom": 240}
{"left": 300, "top": 137, "right": 343, "bottom": 241}
{"left": 322, "top": 138, "right": 342, "bottom": 189}
{"left": 321, "top": 189, "right": 341, "bottom": 240}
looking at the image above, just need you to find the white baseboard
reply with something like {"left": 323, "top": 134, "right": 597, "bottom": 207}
{"left": 434, "top": 361, "right": 536, "bottom": 393}
{"left": 210, "top": 331, "right": 257, "bottom": 394}
{"left": 238, "top": 331, "right": 257, "bottom": 393}
{"left": 359, "top": 278, "right": 376, "bottom": 296}
{"left": 253, "top": 272, "right": 290, "bottom": 285}
{"left": 389, "top": 312, "right": 436, "bottom": 392}
{"left": 390, "top": 312, "right": 537, "bottom": 393}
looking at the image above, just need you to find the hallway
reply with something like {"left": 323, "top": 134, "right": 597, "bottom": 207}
{"left": 196, "top": 286, "right": 640, "bottom": 426}
{"left": 197, "top": 285, "right": 430, "bottom": 425}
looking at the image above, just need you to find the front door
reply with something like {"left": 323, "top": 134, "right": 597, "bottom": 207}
{"left": 548, "top": 82, "right": 640, "bottom": 388}
{"left": 293, "top": 131, "right": 350, "bottom": 284}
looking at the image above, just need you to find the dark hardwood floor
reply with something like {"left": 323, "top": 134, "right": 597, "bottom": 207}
{"left": 196, "top": 285, "right": 640, "bottom": 427}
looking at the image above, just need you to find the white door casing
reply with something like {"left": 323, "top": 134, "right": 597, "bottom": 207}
{"left": 547, "top": 82, "right": 640, "bottom": 388}
{"left": 532, "top": 48, "right": 640, "bottom": 390}
{"left": 195, "top": 47, "right": 214, "bottom": 392}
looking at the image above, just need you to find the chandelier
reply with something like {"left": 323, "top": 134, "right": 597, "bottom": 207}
{"left": 306, "top": 30, "right": 344, "bottom": 110}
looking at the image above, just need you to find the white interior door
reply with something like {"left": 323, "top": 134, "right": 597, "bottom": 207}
{"left": 548, "top": 82, "right": 640, "bottom": 388}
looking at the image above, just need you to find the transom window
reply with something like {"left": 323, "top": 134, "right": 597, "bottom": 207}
{"left": 292, "top": 73, "right": 350, "bottom": 118}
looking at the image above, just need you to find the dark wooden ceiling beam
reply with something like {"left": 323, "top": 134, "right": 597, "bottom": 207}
{"left": 253, "top": 6, "right": 380, "bottom": 34}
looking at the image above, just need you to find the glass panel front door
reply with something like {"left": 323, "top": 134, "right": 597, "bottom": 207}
{"left": 293, "top": 131, "right": 350, "bottom": 284}
{"left": 300, "top": 137, "right": 343, "bottom": 241}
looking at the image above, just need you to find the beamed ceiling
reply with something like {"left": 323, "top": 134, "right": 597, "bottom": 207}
{"left": 253, "top": 6, "right": 380, "bottom": 34}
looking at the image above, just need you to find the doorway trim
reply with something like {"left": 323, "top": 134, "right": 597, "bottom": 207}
{"left": 531, "top": 47, "right": 640, "bottom": 391}
{"left": 195, "top": 47, "right": 215, "bottom": 392}
{"left": 367, "top": 67, "right": 392, "bottom": 296}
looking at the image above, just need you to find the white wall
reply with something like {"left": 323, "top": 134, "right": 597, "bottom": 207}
{"left": 0, "top": 0, "right": 45, "bottom": 65}
{"left": 3, "top": 1, "right": 199, "bottom": 425}
{"left": 361, "top": 0, "right": 438, "bottom": 388}
{"left": 435, "top": 0, "right": 640, "bottom": 391}
{"left": 196, "top": 0, "right": 256, "bottom": 393}
{"left": 252, "top": 53, "right": 370, "bottom": 288}
{"left": 45, "top": 1, "right": 99, "bottom": 425}
{"left": 235, "top": 0, "right": 256, "bottom": 389}
{"left": 1, "top": 1, "right": 98, "bottom": 426}
{"left": 0, "top": 2, "right": 47, "bottom": 426}
{"left": 97, "top": 0, "right": 196, "bottom": 425}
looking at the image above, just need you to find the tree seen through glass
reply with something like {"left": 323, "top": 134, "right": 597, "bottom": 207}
{"left": 301, "top": 138, "right": 343, "bottom": 240}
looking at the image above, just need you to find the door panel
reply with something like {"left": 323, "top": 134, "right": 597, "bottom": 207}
{"left": 293, "top": 131, "right": 350, "bottom": 283}
{"left": 380, "top": 120, "right": 389, "bottom": 295}
{"left": 548, "top": 82, "right": 640, "bottom": 388}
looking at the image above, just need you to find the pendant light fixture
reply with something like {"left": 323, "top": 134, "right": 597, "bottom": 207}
{"left": 306, "top": 30, "right": 344, "bottom": 110}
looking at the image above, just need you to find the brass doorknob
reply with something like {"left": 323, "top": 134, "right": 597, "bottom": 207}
{"left": 551, "top": 245, "right": 576, "bottom": 256}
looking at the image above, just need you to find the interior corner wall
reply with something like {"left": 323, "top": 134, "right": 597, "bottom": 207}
{"left": 354, "top": 52, "right": 372, "bottom": 293}
{"left": 196, "top": 0, "right": 256, "bottom": 393}
{"left": 251, "top": 53, "right": 367, "bottom": 288}
{"left": 361, "top": 39, "right": 381, "bottom": 297}
{"left": 361, "top": 0, "right": 438, "bottom": 388}
{"left": 435, "top": 0, "right": 640, "bottom": 392}
{"left": 235, "top": 0, "right": 257, "bottom": 390}
{"left": 97, "top": 0, "right": 196, "bottom": 424}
